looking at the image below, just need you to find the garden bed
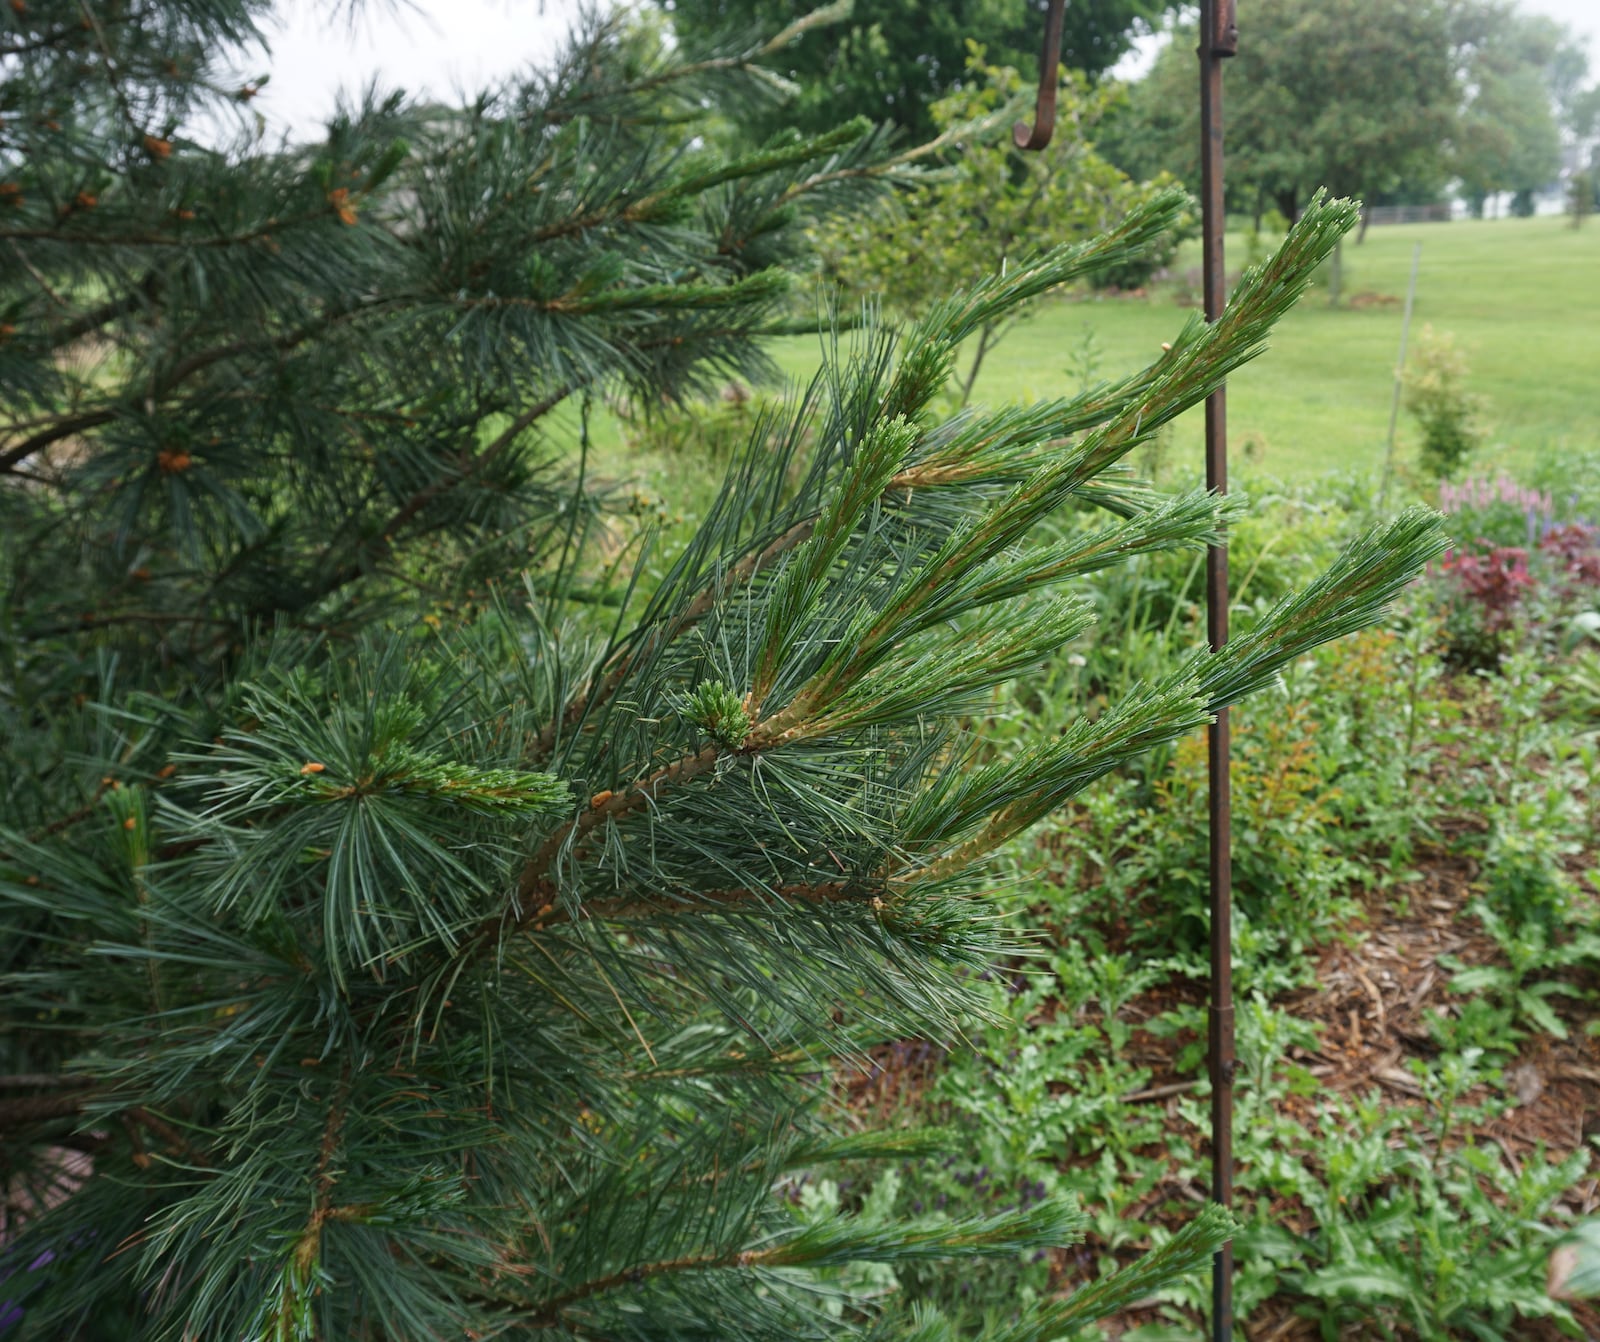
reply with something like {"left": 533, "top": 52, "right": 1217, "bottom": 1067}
{"left": 830, "top": 462, "right": 1600, "bottom": 1339}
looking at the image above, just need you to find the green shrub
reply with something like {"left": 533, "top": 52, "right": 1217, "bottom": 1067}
{"left": 1405, "top": 325, "right": 1484, "bottom": 480}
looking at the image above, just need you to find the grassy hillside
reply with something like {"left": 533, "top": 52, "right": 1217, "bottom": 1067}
{"left": 759, "top": 213, "right": 1599, "bottom": 484}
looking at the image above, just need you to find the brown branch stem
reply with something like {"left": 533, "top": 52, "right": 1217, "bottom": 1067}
{"left": 0, "top": 1090, "right": 96, "bottom": 1128}
{"left": 513, "top": 743, "right": 722, "bottom": 919}
{"left": 291, "top": 1063, "right": 355, "bottom": 1277}
{"left": 528, "top": 879, "right": 857, "bottom": 931}
{"left": 48, "top": 271, "right": 164, "bottom": 348}
{"left": 518, "top": 1240, "right": 793, "bottom": 1327}
{"left": 533, "top": 515, "right": 818, "bottom": 761}
{"left": 0, "top": 302, "right": 380, "bottom": 473}
{"left": 0, "top": 1073, "right": 95, "bottom": 1089}
{"left": 0, "top": 208, "right": 333, "bottom": 252}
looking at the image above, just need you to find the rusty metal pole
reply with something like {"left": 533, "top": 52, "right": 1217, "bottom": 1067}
{"left": 1198, "top": 3, "right": 1237, "bottom": 1339}
{"left": 1017, "top": 3, "right": 1239, "bottom": 1328}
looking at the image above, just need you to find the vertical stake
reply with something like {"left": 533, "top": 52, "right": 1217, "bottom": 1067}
{"left": 1380, "top": 242, "right": 1423, "bottom": 509}
{"left": 1198, "top": 3, "right": 1237, "bottom": 1339}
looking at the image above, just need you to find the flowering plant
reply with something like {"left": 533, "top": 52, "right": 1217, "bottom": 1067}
{"left": 1438, "top": 473, "right": 1556, "bottom": 550}
{"left": 1434, "top": 474, "right": 1600, "bottom": 666}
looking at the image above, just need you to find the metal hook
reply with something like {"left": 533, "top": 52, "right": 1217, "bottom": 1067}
{"left": 1013, "top": 0, "right": 1066, "bottom": 151}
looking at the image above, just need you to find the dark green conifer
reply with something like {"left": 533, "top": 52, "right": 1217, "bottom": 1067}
{"left": 1, "top": 2, "right": 1442, "bottom": 1337}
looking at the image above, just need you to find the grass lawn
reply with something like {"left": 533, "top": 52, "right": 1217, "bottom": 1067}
{"left": 756, "top": 213, "right": 1600, "bottom": 485}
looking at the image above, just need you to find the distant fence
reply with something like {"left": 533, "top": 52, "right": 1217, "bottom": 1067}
{"left": 1364, "top": 203, "right": 1452, "bottom": 226}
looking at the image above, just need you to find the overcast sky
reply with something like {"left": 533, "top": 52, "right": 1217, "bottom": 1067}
{"left": 248, "top": 0, "right": 581, "bottom": 137}
{"left": 251, "top": 0, "right": 1600, "bottom": 142}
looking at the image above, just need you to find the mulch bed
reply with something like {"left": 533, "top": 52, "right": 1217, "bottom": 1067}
{"left": 1098, "top": 835, "right": 1600, "bottom": 1340}
{"left": 840, "top": 827, "right": 1600, "bottom": 1338}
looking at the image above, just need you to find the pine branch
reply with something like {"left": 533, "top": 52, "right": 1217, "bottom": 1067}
{"left": 525, "top": 878, "right": 863, "bottom": 931}
{"left": 198, "top": 301, "right": 790, "bottom": 631}
{"left": 72, "top": 0, "right": 148, "bottom": 149}
{"left": 353, "top": 384, "right": 574, "bottom": 546}
{"left": 292, "top": 1063, "right": 356, "bottom": 1284}
{"left": 0, "top": 26, "right": 96, "bottom": 58}
{"left": 0, "top": 1089, "right": 96, "bottom": 1127}
{"left": 517, "top": 1247, "right": 758, "bottom": 1325}
{"left": 43, "top": 270, "right": 164, "bottom": 348}
{"left": 26, "top": 610, "right": 238, "bottom": 638}
{"left": 531, "top": 362, "right": 1169, "bottom": 762}
{"left": 530, "top": 514, "right": 820, "bottom": 761}
{"left": 0, "top": 210, "right": 337, "bottom": 250}
{"left": 0, "top": 300, "right": 393, "bottom": 473}
{"left": 0, "top": 408, "right": 117, "bottom": 471}
{"left": 510, "top": 1196, "right": 1083, "bottom": 1328}
{"left": 541, "top": 2, "right": 853, "bottom": 124}
{"left": 0, "top": 1074, "right": 96, "bottom": 1089}
{"left": 768, "top": 90, "right": 1017, "bottom": 210}
{"left": 509, "top": 743, "right": 725, "bottom": 924}
{"left": 456, "top": 269, "right": 790, "bottom": 317}
{"left": 1016, "top": 1205, "right": 1236, "bottom": 1338}
{"left": 530, "top": 123, "right": 871, "bottom": 245}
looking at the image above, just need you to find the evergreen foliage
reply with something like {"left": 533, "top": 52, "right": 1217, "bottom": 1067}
{"left": 0, "top": 0, "right": 907, "bottom": 682}
{"left": 0, "top": 3, "right": 1448, "bottom": 1337}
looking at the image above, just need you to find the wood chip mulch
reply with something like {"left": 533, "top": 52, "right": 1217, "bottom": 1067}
{"left": 841, "top": 828, "right": 1600, "bottom": 1339}
{"left": 1099, "top": 837, "right": 1600, "bottom": 1340}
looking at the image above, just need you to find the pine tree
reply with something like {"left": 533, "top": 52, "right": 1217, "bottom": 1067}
{"left": 0, "top": 3, "right": 1445, "bottom": 1338}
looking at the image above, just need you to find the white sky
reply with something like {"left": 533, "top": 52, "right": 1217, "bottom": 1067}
{"left": 1511, "top": 0, "right": 1600, "bottom": 47}
{"left": 250, "top": 0, "right": 587, "bottom": 138}
{"left": 252, "top": 0, "right": 1599, "bottom": 142}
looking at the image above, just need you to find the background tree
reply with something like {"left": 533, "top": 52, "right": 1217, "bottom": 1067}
{"left": 1569, "top": 82, "right": 1600, "bottom": 143}
{"left": 1103, "top": 0, "right": 1593, "bottom": 235}
{"left": 0, "top": 3, "right": 907, "bottom": 670}
{"left": 1567, "top": 81, "right": 1600, "bottom": 227}
{"left": 813, "top": 46, "right": 1190, "bottom": 403}
{"left": 1104, "top": 0, "right": 1460, "bottom": 226}
{"left": 1452, "top": 5, "right": 1581, "bottom": 217}
{"left": 0, "top": 1, "right": 1447, "bottom": 1337}
{"left": 661, "top": 0, "right": 1175, "bottom": 142}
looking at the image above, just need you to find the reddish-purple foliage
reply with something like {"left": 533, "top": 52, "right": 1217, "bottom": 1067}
{"left": 1438, "top": 545, "right": 1534, "bottom": 631}
{"left": 1539, "top": 522, "right": 1600, "bottom": 588}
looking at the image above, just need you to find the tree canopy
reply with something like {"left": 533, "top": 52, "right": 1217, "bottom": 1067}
{"left": 1101, "top": 0, "right": 1589, "bottom": 223}
{"left": 1105, "top": 0, "right": 1459, "bottom": 222}
{"left": 1452, "top": 4, "right": 1582, "bottom": 215}
{"left": 662, "top": 0, "right": 1174, "bottom": 141}
{"left": 0, "top": 4, "right": 906, "bottom": 660}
